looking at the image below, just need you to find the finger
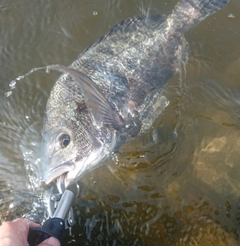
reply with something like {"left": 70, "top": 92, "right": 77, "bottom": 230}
{"left": 0, "top": 218, "right": 29, "bottom": 246}
{"left": 38, "top": 237, "right": 61, "bottom": 246}
{"left": 13, "top": 218, "right": 40, "bottom": 228}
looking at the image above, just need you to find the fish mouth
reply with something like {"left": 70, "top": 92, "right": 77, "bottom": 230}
{"left": 44, "top": 160, "right": 75, "bottom": 185}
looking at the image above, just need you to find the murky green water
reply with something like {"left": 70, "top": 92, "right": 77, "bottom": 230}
{"left": 0, "top": 0, "right": 240, "bottom": 245}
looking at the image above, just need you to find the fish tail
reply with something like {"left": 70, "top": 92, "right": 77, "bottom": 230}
{"left": 185, "top": 0, "right": 229, "bottom": 15}
{"left": 169, "top": 0, "right": 229, "bottom": 33}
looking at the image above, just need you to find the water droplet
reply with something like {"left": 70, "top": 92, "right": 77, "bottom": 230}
{"left": 34, "top": 158, "right": 41, "bottom": 165}
{"left": 51, "top": 195, "right": 56, "bottom": 201}
{"left": 228, "top": 13, "right": 235, "bottom": 18}
{"left": 45, "top": 67, "right": 50, "bottom": 73}
{"left": 93, "top": 11, "right": 98, "bottom": 16}
{"left": 9, "top": 80, "right": 16, "bottom": 88}
{"left": 16, "top": 75, "right": 24, "bottom": 81}
{"left": 5, "top": 91, "right": 12, "bottom": 97}
{"left": 9, "top": 203, "right": 14, "bottom": 209}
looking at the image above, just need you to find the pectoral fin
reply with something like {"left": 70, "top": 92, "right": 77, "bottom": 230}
{"left": 48, "top": 65, "right": 125, "bottom": 130}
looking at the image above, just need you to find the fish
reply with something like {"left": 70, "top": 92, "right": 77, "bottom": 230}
{"left": 42, "top": 0, "right": 229, "bottom": 188}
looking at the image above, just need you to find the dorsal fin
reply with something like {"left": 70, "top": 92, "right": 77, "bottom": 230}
{"left": 81, "top": 14, "right": 166, "bottom": 55}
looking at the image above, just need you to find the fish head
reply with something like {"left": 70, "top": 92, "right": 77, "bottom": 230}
{"left": 41, "top": 111, "right": 109, "bottom": 188}
{"left": 41, "top": 65, "right": 122, "bottom": 188}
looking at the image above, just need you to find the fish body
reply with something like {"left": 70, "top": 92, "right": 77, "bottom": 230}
{"left": 42, "top": 0, "right": 229, "bottom": 187}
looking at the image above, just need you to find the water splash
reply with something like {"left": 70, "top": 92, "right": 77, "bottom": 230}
{"left": 5, "top": 64, "right": 82, "bottom": 98}
{"left": 5, "top": 66, "right": 48, "bottom": 97}
{"left": 228, "top": 13, "right": 235, "bottom": 18}
{"left": 5, "top": 91, "right": 12, "bottom": 97}
{"left": 9, "top": 80, "right": 16, "bottom": 88}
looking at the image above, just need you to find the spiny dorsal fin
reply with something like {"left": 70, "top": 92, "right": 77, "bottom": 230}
{"left": 81, "top": 14, "right": 166, "bottom": 55}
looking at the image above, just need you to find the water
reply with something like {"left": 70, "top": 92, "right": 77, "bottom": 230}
{"left": 0, "top": 0, "right": 240, "bottom": 245}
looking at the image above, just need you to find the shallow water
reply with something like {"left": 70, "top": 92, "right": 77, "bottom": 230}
{"left": 0, "top": 0, "right": 240, "bottom": 245}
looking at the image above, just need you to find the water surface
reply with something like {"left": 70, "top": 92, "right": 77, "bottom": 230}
{"left": 0, "top": 0, "right": 240, "bottom": 245}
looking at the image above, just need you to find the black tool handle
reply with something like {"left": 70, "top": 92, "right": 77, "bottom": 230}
{"left": 28, "top": 186, "right": 78, "bottom": 245}
{"left": 27, "top": 217, "right": 65, "bottom": 246}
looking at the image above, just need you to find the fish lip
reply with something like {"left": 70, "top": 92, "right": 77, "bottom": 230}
{"left": 44, "top": 160, "right": 75, "bottom": 185}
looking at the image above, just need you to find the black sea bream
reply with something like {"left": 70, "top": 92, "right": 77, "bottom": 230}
{"left": 42, "top": 0, "right": 229, "bottom": 187}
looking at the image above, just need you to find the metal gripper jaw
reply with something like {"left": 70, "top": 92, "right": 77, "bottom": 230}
{"left": 47, "top": 182, "right": 79, "bottom": 228}
{"left": 27, "top": 182, "right": 79, "bottom": 246}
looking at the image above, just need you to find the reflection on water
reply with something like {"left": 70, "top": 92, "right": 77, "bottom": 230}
{"left": 0, "top": 0, "right": 240, "bottom": 245}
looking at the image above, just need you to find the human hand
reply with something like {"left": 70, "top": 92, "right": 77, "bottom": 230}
{"left": 0, "top": 218, "right": 60, "bottom": 246}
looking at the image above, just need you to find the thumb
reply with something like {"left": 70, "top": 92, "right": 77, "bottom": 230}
{"left": 37, "top": 237, "right": 60, "bottom": 246}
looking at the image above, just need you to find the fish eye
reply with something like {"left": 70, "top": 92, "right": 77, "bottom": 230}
{"left": 58, "top": 133, "right": 70, "bottom": 148}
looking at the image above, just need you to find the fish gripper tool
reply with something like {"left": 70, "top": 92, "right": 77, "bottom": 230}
{"left": 27, "top": 183, "right": 79, "bottom": 246}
